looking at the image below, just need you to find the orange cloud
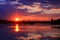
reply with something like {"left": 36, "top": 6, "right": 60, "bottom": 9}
{"left": 16, "top": 2, "right": 42, "bottom": 13}
{"left": 44, "top": 8, "right": 60, "bottom": 14}
{"left": 16, "top": 2, "right": 60, "bottom": 14}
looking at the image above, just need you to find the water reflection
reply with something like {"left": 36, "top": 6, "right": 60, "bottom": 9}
{"left": 0, "top": 24, "right": 60, "bottom": 40}
{"left": 15, "top": 24, "right": 20, "bottom": 32}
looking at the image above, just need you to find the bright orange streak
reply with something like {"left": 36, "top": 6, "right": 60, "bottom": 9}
{"left": 15, "top": 24, "right": 19, "bottom": 32}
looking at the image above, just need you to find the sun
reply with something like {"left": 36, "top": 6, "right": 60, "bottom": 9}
{"left": 15, "top": 17, "right": 23, "bottom": 21}
{"left": 15, "top": 18, "right": 19, "bottom": 21}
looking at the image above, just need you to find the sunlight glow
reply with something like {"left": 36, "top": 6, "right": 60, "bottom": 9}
{"left": 15, "top": 24, "right": 19, "bottom": 32}
{"left": 15, "top": 18, "right": 19, "bottom": 21}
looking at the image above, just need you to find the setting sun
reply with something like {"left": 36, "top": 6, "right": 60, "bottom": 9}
{"left": 15, "top": 18, "right": 19, "bottom": 21}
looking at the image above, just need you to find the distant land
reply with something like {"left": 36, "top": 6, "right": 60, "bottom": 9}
{"left": 51, "top": 19, "right": 60, "bottom": 25}
{"left": 0, "top": 19, "right": 60, "bottom": 25}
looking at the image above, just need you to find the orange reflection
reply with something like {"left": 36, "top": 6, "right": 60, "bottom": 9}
{"left": 15, "top": 24, "right": 19, "bottom": 32}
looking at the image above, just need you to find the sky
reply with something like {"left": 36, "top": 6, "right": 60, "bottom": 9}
{"left": 0, "top": 0, "right": 5, "bottom": 1}
{"left": 0, "top": 0, "right": 60, "bottom": 21}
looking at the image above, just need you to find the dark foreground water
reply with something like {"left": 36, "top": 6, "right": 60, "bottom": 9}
{"left": 0, "top": 24, "right": 60, "bottom": 40}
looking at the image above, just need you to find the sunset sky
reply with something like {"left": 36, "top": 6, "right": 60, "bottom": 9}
{"left": 0, "top": 0, "right": 60, "bottom": 21}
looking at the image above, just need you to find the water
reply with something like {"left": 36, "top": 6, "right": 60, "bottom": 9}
{"left": 0, "top": 24, "right": 60, "bottom": 40}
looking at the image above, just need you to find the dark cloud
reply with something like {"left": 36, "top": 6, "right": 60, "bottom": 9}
{"left": 46, "top": 0, "right": 60, "bottom": 8}
{"left": 46, "top": 0, "right": 60, "bottom": 5}
{"left": 19, "top": 0, "right": 60, "bottom": 8}
{"left": 5, "top": 0, "right": 15, "bottom": 1}
{"left": 19, "top": 0, "right": 47, "bottom": 5}
{"left": 19, "top": 0, "right": 60, "bottom": 5}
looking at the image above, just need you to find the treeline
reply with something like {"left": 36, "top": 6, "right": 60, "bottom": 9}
{"left": 51, "top": 19, "right": 60, "bottom": 25}
{"left": 0, "top": 19, "right": 60, "bottom": 25}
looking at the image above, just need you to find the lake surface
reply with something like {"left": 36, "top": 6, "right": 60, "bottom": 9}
{"left": 0, "top": 24, "right": 60, "bottom": 40}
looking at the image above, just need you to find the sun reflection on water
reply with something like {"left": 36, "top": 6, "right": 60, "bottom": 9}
{"left": 15, "top": 24, "right": 20, "bottom": 32}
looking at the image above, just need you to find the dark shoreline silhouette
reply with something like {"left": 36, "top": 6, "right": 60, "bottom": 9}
{"left": 0, "top": 19, "right": 60, "bottom": 25}
{"left": 51, "top": 19, "right": 60, "bottom": 25}
{"left": 0, "top": 19, "right": 51, "bottom": 25}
